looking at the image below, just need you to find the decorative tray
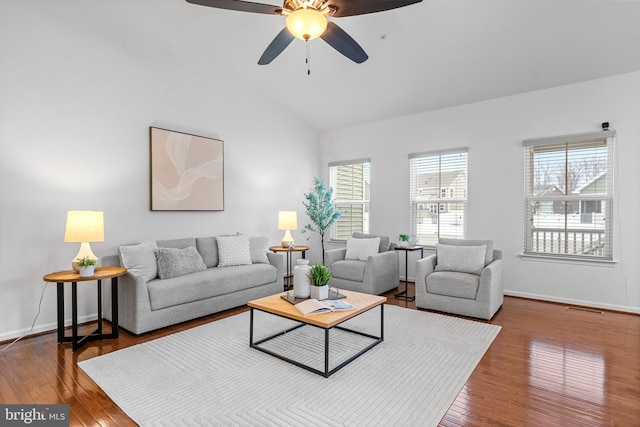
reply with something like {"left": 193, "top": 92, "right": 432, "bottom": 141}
{"left": 281, "top": 289, "right": 347, "bottom": 304}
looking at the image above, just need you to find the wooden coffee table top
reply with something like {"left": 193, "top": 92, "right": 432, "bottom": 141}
{"left": 248, "top": 290, "right": 386, "bottom": 329}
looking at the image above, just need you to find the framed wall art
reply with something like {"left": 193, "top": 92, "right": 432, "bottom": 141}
{"left": 150, "top": 127, "right": 224, "bottom": 211}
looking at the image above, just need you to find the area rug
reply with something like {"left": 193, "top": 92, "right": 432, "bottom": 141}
{"left": 79, "top": 305, "right": 501, "bottom": 426}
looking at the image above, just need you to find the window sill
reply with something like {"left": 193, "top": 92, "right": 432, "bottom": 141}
{"left": 519, "top": 253, "right": 617, "bottom": 266}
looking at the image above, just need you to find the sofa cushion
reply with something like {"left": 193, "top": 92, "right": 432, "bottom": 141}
{"left": 250, "top": 236, "right": 269, "bottom": 264}
{"left": 438, "top": 238, "right": 494, "bottom": 266}
{"left": 147, "top": 264, "right": 277, "bottom": 310}
{"left": 331, "top": 260, "right": 366, "bottom": 282}
{"left": 217, "top": 235, "right": 252, "bottom": 267}
{"left": 345, "top": 237, "right": 380, "bottom": 261}
{"left": 353, "top": 232, "right": 390, "bottom": 252}
{"left": 196, "top": 237, "right": 218, "bottom": 268}
{"left": 156, "top": 246, "right": 207, "bottom": 280}
{"left": 435, "top": 244, "right": 486, "bottom": 275}
{"left": 118, "top": 240, "right": 158, "bottom": 282}
{"left": 426, "top": 271, "right": 480, "bottom": 299}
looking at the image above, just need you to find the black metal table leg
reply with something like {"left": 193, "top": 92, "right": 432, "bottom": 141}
{"left": 56, "top": 282, "right": 64, "bottom": 343}
{"left": 72, "top": 281, "right": 78, "bottom": 351}
{"left": 111, "top": 277, "right": 119, "bottom": 339}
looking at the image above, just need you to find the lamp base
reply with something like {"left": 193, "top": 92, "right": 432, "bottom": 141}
{"left": 281, "top": 230, "right": 294, "bottom": 248}
{"left": 71, "top": 242, "right": 99, "bottom": 272}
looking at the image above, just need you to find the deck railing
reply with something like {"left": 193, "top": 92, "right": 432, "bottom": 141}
{"left": 531, "top": 228, "right": 605, "bottom": 256}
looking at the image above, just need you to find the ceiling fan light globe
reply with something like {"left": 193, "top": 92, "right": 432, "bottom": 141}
{"left": 285, "top": 8, "right": 327, "bottom": 41}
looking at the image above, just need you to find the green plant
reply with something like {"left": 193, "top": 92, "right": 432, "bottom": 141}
{"left": 307, "top": 264, "right": 331, "bottom": 287}
{"left": 76, "top": 256, "right": 97, "bottom": 268}
{"left": 302, "top": 177, "right": 344, "bottom": 264}
{"left": 398, "top": 234, "right": 410, "bottom": 242}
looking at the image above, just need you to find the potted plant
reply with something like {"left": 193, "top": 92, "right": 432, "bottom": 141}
{"left": 76, "top": 256, "right": 97, "bottom": 277}
{"left": 307, "top": 264, "right": 331, "bottom": 300}
{"left": 302, "top": 177, "right": 344, "bottom": 265}
{"left": 398, "top": 234, "right": 410, "bottom": 247}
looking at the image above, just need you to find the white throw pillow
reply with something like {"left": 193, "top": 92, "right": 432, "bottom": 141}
{"left": 217, "top": 235, "right": 252, "bottom": 267}
{"left": 345, "top": 237, "right": 381, "bottom": 261}
{"left": 435, "top": 244, "right": 486, "bottom": 275}
{"left": 118, "top": 240, "right": 158, "bottom": 282}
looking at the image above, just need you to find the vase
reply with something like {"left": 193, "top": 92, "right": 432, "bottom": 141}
{"left": 293, "top": 259, "right": 311, "bottom": 298}
{"left": 79, "top": 265, "right": 95, "bottom": 277}
{"left": 310, "top": 284, "right": 329, "bottom": 300}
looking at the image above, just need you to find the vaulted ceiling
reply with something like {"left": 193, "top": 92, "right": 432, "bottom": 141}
{"left": 153, "top": 0, "right": 640, "bottom": 131}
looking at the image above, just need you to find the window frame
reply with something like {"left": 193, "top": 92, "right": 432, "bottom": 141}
{"left": 409, "top": 148, "right": 468, "bottom": 247}
{"left": 329, "top": 158, "right": 371, "bottom": 240}
{"left": 522, "top": 130, "right": 615, "bottom": 262}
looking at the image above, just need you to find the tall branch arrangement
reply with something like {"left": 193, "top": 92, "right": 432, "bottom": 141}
{"left": 302, "top": 177, "right": 343, "bottom": 264}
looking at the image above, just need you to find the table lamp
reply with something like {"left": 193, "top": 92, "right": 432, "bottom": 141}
{"left": 278, "top": 211, "right": 297, "bottom": 248}
{"left": 64, "top": 210, "right": 104, "bottom": 271}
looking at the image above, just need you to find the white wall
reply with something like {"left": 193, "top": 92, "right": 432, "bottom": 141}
{"left": 0, "top": 1, "right": 320, "bottom": 340}
{"left": 320, "top": 72, "right": 640, "bottom": 313}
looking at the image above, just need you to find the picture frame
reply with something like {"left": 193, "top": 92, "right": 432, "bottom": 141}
{"left": 150, "top": 127, "right": 224, "bottom": 211}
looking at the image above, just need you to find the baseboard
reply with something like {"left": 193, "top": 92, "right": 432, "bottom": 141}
{"left": 504, "top": 290, "right": 640, "bottom": 315}
{"left": 0, "top": 313, "right": 99, "bottom": 343}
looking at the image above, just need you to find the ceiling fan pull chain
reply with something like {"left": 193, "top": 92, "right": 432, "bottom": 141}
{"left": 306, "top": 41, "right": 311, "bottom": 75}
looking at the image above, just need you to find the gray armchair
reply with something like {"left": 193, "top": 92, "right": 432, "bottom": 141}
{"left": 415, "top": 238, "right": 503, "bottom": 320}
{"left": 325, "top": 233, "right": 399, "bottom": 295}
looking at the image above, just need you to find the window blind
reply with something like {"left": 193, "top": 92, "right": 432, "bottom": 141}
{"left": 330, "top": 160, "right": 370, "bottom": 239}
{"left": 523, "top": 131, "right": 615, "bottom": 260}
{"left": 409, "top": 148, "right": 468, "bottom": 246}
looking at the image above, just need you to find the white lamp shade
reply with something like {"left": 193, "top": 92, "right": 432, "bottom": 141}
{"left": 278, "top": 211, "right": 298, "bottom": 231}
{"left": 64, "top": 211, "right": 104, "bottom": 242}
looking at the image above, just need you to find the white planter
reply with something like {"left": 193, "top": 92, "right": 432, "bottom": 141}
{"left": 310, "top": 285, "right": 329, "bottom": 300}
{"left": 79, "top": 265, "right": 95, "bottom": 277}
{"left": 399, "top": 241, "right": 408, "bottom": 247}
{"left": 293, "top": 259, "right": 311, "bottom": 298}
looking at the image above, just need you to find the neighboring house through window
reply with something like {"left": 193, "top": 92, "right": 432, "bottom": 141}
{"left": 523, "top": 130, "right": 615, "bottom": 260}
{"left": 409, "top": 148, "right": 468, "bottom": 246}
{"left": 329, "top": 159, "right": 370, "bottom": 239}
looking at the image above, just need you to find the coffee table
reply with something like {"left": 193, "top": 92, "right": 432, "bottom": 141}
{"left": 248, "top": 290, "right": 386, "bottom": 377}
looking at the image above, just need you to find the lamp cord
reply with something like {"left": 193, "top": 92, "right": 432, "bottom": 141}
{"left": 0, "top": 281, "right": 48, "bottom": 354}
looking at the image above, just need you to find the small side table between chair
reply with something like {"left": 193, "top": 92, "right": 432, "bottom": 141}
{"left": 43, "top": 266, "right": 127, "bottom": 352}
{"left": 394, "top": 246, "right": 424, "bottom": 301}
{"left": 269, "top": 245, "right": 309, "bottom": 290}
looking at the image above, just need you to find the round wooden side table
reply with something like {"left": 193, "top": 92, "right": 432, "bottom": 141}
{"left": 269, "top": 245, "right": 309, "bottom": 290}
{"left": 44, "top": 266, "right": 127, "bottom": 352}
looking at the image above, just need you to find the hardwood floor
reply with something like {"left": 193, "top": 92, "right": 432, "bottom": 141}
{"left": 1, "top": 284, "right": 638, "bottom": 426}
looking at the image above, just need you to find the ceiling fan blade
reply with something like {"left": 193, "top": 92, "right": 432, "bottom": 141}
{"left": 327, "top": 0, "right": 422, "bottom": 18}
{"left": 320, "top": 22, "right": 368, "bottom": 64}
{"left": 185, "top": 0, "right": 282, "bottom": 15}
{"left": 258, "top": 28, "right": 295, "bottom": 65}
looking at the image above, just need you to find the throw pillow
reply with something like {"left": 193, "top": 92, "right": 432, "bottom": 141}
{"left": 217, "top": 235, "right": 252, "bottom": 267}
{"left": 435, "top": 244, "right": 486, "bottom": 275}
{"left": 156, "top": 246, "right": 207, "bottom": 280}
{"left": 118, "top": 240, "right": 158, "bottom": 282}
{"left": 249, "top": 236, "right": 269, "bottom": 264}
{"left": 345, "top": 237, "right": 381, "bottom": 261}
{"left": 196, "top": 237, "right": 219, "bottom": 268}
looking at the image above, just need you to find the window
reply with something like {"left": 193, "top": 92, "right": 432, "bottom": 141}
{"left": 329, "top": 159, "right": 370, "bottom": 239}
{"left": 409, "top": 149, "right": 468, "bottom": 246}
{"left": 523, "top": 130, "right": 615, "bottom": 260}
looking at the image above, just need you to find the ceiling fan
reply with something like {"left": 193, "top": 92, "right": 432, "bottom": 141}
{"left": 185, "top": 0, "right": 423, "bottom": 66}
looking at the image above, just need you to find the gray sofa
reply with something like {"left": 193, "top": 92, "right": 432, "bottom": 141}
{"left": 102, "top": 235, "right": 283, "bottom": 335}
{"left": 325, "top": 233, "right": 399, "bottom": 295}
{"left": 415, "top": 238, "right": 503, "bottom": 320}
